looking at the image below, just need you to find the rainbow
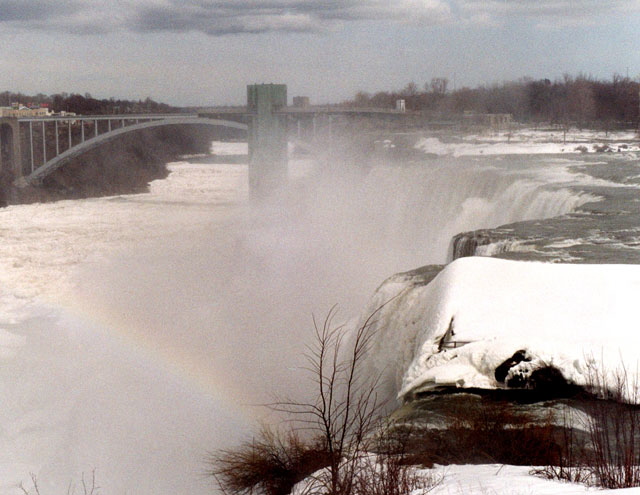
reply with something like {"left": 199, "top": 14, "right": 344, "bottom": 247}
{"left": 55, "top": 294, "right": 262, "bottom": 428}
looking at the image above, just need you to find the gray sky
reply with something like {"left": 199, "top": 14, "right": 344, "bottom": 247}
{"left": 0, "top": 0, "right": 639, "bottom": 106}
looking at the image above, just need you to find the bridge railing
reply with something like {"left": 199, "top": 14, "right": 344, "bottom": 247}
{"left": 17, "top": 114, "right": 196, "bottom": 122}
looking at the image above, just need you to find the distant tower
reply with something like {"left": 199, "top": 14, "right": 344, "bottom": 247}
{"left": 247, "top": 84, "right": 288, "bottom": 198}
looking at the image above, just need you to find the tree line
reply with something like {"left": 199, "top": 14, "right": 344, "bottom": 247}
{"left": 346, "top": 74, "right": 640, "bottom": 127}
{"left": 0, "top": 91, "right": 178, "bottom": 115}
{"left": 3, "top": 74, "right": 639, "bottom": 125}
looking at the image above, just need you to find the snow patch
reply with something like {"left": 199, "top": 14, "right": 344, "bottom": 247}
{"left": 415, "top": 129, "right": 640, "bottom": 157}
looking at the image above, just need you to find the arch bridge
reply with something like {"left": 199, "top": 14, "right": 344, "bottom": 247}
{"left": 1, "top": 84, "right": 412, "bottom": 196}
{"left": 3, "top": 114, "right": 247, "bottom": 186}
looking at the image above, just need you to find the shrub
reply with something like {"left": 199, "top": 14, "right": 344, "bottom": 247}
{"left": 353, "top": 422, "right": 442, "bottom": 495}
{"left": 537, "top": 362, "right": 640, "bottom": 489}
{"left": 290, "top": 422, "right": 442, "bottom": 495}
{"left": 532, "top": 408, "right": 591, "bottom": 485}
{"left": 444, "top": 400, "right": 561, "bottom": 465}
{"left": 208, "top": 426, "right": 331, "bottom": 495}
{"left": 582, "top": 363, "right": 640, "bottom": 488}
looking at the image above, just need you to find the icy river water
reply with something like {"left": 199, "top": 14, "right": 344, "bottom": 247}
{"left": 0, "top": 132, "right": 639, "bottom": 494}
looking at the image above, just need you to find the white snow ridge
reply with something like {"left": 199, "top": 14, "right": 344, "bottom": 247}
{"left": 355, "top": 257, "right": 640, "bottom": 404}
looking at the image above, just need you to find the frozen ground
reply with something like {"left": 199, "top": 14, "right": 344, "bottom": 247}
{"left": 292, "top": 461, "right": 640, "bottom": 494}
{"left": 423, "top": 464, "right": 640, "bottom": 494}
{"left": 415, "top": 128, "right": 640, "bottom": 156}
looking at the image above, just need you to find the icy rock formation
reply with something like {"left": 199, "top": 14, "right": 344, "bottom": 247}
{"left": 354, "top": 257, "right": 640, "bottom": 404}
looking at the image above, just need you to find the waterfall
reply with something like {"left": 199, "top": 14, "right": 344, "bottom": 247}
{"left": 291, "top": 159, "right": 594, "bottom": 272}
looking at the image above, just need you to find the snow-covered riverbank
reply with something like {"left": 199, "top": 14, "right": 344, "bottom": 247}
{"left": 416, "top": 128, "right": 639, "bottom": 156}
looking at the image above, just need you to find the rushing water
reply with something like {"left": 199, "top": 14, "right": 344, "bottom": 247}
{"left": 0, "top": 139, "right": 637, "bottom": 494}
{"left": 452, "top": 153, "right": 640, "bottom": 263}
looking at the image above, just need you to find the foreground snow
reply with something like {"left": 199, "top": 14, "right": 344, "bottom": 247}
{"left": 355, "top": 257, "right": 640, "bottom": 402}
{"left": 426, "top": 464, "right": 640, "bottom": 494}
{"left": 292, "top": 461, "right": 640, "bottom": 494}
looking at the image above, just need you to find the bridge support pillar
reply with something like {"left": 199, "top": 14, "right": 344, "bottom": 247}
{"left": 0, "top": 118, "right": 22, "bottom": 178}
{"left": 247, "top": 84, "right": 288, "bottom": 198}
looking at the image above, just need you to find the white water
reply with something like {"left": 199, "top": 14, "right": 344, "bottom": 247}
{"left": 0, "top": 145, "right": 595, "bottom": 494}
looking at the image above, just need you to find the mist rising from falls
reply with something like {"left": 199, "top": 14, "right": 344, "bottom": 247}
{"left": 6, "top": 156, "right": 593, "bottom": 494}
{"left": 265, "top": 160, "right": 594, "bottom": 275}
{"left": 74, "top": 158, "right": 592, "bottom": 407}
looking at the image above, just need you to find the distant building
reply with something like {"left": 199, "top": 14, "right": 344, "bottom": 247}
{"left": 396, "top": 99, "right": 406, "bottom": 112}
{"left": 292, "top": 96, "right": 310, "bottom": 108}
{"left": 30, "top": 107, "right": 51, "bottom": 117}
{"left": 0, "top": 104, "right": 52, "bottom": 117}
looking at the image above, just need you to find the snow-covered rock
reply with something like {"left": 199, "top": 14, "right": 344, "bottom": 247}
{"left": 356, "top": 257, "right": 640, "bottom": 403}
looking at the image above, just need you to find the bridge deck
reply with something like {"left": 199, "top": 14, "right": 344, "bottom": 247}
{"left": 13, "top": 104, "right": 415, "bottom": 187}
{"left": 198, "top": 106, "right": 414, "bottom": 117}
{"left": 17, "top": 113, "right": 198, "bottom": 123}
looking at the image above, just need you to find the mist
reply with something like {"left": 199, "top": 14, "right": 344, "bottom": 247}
{"left": 16, "top": 145, "right": 587, "bottom": 494}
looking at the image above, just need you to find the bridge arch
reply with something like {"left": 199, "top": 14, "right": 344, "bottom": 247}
{"left": 24, "top": 117, "right": 248, "bottom": 184}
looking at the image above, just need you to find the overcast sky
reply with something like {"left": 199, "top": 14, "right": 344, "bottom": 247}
{"left": 0, "top": 0, "right": 639, "bottom": 106}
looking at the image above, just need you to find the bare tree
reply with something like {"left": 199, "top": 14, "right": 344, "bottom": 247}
{"left": 19, "top": 471, "right": 100, "bottom": 495}
{"left": 208, "top": 301, "right": 440, "bottom": 495}
{"left": 276, "top": 305, "right": 386, "bottom": 495}
{"left": 428, "top": 78, "right": 449, "bottom": 96}
{"left": 401, "top": 82, "right": 419, "bottom": 97}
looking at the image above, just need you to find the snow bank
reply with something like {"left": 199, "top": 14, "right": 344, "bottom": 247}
{"left": 415, "top": 129, "right": 640, "bottom": 157}
{"left": 293, "top": 460, "right": 640, "bottom": 494}
{"left": 426, "top": 464, "right": 640, "bottom": 494}
{"left": 356, "top": 257, "right": 640, "bottom": 403}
